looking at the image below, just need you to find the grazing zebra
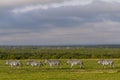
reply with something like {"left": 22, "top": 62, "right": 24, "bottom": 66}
{"left": 45, "top": 59, "right": 61, "bottom": 68}
{"left": 67, "top": 59, "right": 84, "bottom": 68}
{"left": 97, "top": 60, "right": 114, "bottom": 68}
{"left": 27, "top": 60, "right": 43, "bottom": 68}
{"left": 6, "top": 60, "right": 22, "bottom": 68}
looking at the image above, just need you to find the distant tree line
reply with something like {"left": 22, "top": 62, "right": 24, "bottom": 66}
{"left": 0, "top": 47, "right": 120, "bottom": 59}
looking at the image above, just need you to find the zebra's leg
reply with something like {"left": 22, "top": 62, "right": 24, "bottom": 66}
{"left": 103, "top": 65, "right": 107, "bottom": 69}
{"left": 50, "top": 64, "right": 52, "bottom": 68}
{"left": 102, "top": 65, "right": 105, "bottom": 69}
{"left": 71, "top": 64, "right": 73, "bottom": 68}
{"left": 57, "top": 63, "right": 61, "bottom": 68}
{"left": 112, "top": 64, "right": 115, "bottom": 68}
{"left": 80, "top": 65, "right": 83, "bottom": 69}
{"left": 59, "top": 63, "right": 62, "bottom": 69}
{"left": 17, "top": 65, "right": 20, "bottom": 69}
{"left": 11, "top": 65, "right": 14, "bottom": 69}
{"left": 17, "top": 66, "right": 19, "bottom": 69}
{"left": 38, "top": 64, "right": 41, "bottom": 69}
{"left": 110, "top": 64, "right": 114, "bottom": 69}
{"left": 18, "top": 65, "right": 22, "bottom": 69}
{"left": 31, "top": 65, "right": 34, "bottom": 70}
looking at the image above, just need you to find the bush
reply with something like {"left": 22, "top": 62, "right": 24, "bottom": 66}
{"left": 0, "top": 47, "right": 120, "bottom": 59}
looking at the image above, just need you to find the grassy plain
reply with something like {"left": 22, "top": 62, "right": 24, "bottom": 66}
{"left": 0, "top": 59, "right": 120, "bottom": 80}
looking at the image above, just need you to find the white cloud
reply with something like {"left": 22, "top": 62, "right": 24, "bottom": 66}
{"left": 0, "top": 0, "right": 31, "bottom": 6}
{"left": 1, "top": 0, "right": 120, "bottom": 7}
{"left": 11, "top": 0, "right": 93, "bottom": 14}
{"left": 0, "top": 0, "right": 55, "bottom": 7}
{"left": 101, "top": 0, "right": 120, "bottom": 3}
{"left": 11, "top": 0, "right": 120, "bottom": 14}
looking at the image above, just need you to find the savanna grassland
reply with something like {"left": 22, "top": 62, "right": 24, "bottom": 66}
{"left": 0, "top": 59, "right": 120, "bottom": 80}
{"left": 0, "top": 46, "right": 120, "bottom": 80}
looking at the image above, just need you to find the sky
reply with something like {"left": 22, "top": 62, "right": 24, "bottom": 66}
{"left": 0, "top": 0, "right": 120, "bottom": 45}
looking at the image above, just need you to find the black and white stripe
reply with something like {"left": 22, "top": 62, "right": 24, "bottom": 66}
{"left": 98, "top": 60, "right": 114, "bottom": 68}
{"left": 67, "top": 59, "right": 84, "bottom": 68}
{"left": 45, "top": 59, "right": 61, "bottom": 68}
{"left": 6, "top": 60, "right": 22, "bottom": 68}
{"left": 27, "top": 60, "right": 43, "bottom": 67}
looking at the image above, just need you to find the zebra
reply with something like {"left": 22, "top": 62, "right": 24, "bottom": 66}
{"left": 45, "top": 59, "right": 61, "bottom": 68}
{"left": 97, "top": 60, "right": 114, "bottom": 68}
{"left": 27, "top": 60, "right": 43, "bottom": 68}
{"left": 67, "top": 59, "right": 84, "bottom": 68}
{"left": 6, "top": 60, "right": 22, "bottom": 69}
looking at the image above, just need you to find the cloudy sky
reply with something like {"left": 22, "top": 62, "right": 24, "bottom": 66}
{"left": 0, "top": 0, "right": 120, "bottom": 45}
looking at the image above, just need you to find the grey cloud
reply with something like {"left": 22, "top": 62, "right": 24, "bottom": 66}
{"left": 1, "top": 20, "right": 120, "bottom": 45}
{"left": 6, "top": 0, "right": 120, "bottom": 29}
{"left": 1, "top": 0, "right": 120, "bottom": 45}
{"left": 0, "top": 0, "right": 64, "bottom": 7}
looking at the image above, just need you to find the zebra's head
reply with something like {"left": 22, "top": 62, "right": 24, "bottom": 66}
{"left": 44, "top": 59, "right": 49, "bottom": 63}
{"left": 40, "top": 62, "right": 44, "bottom": 66}
{"left": 66, "top": 59, "right": 73, "bottom": 65}
{"left": 6, "top": 60, "right": 10, "bottom": 65}
{"left": 98, "top": 60, "right": 103, "bottom": 64}
{"left": 17, "top": 60, "right": 22, "bottom": 66}
{"left": 26, "top": 60, "right": 33, "bottom": 65}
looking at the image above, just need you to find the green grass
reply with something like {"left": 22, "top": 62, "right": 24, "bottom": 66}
{"left": 0, "top": 59, "right": 120, "bottom": 80}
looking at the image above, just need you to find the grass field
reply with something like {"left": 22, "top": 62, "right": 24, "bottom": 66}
{"left": 0, "top": 59, "right": 120, "bottom": 80}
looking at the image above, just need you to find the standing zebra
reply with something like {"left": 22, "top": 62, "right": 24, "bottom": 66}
{"left": 27, "top": 60, "right": 43, "bottom": 68}
{"left": 67, "top": 59, "right": 84, "bottom": 68}
{"left": 6, "top": 60, "right": 22, "bottom": 69}
{"left": 45, "top": 59, "right": 61, "bottom": 68}
{"left": 97, "top": 60, "right": 114, "bottom": 68}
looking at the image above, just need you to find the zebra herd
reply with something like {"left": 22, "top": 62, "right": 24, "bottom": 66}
{"left": 5, "top": 59, "right": 114, "bottom": 69}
